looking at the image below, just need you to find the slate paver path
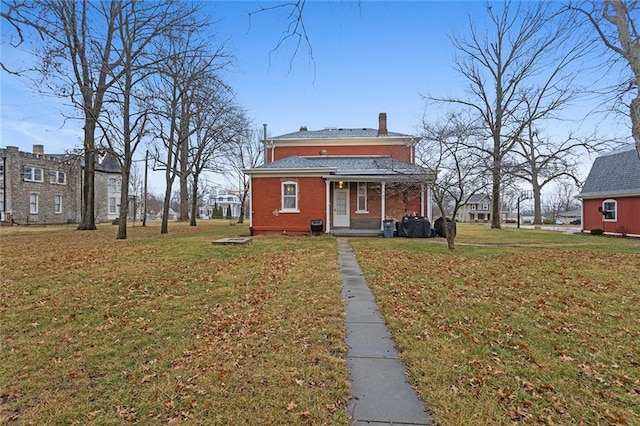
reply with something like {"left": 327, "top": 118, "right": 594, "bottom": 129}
{"left": 337, "top": 238, "right": 432, "bottom": 426}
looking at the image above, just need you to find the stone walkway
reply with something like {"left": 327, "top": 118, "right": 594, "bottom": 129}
{"left": 337, "top": 238, "right": 432, "bottom": 426}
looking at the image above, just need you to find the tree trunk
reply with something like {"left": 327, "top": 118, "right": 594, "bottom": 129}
{"left": 77, "top": 119, "right": 97, "bottom": 230}
{"left": 631, "top": 96, "right": 640, "bottom": 158}
{"left": 116, "top": 164, "right": 130, "bottom": 240}
{"left": 189, "top": 175, "right": 198, "bottom": 226}
{"left": 491, "top": 163, "right": 502, "bottom": 229}
{"left": 444, "top": 219, "right": 457, "bottom": 250}
{"left": 179, "top": 139, "right": 189, "bottom": 221}
{"left": 532, "top": 173, "right": 542, "bottom": 225}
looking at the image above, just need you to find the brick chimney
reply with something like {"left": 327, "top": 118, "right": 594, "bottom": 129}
{"left": 377, "top": 112, "right": 387, "bottom": 136}
{"left": 33, "top": 145, "right": 44, "bottom": 157}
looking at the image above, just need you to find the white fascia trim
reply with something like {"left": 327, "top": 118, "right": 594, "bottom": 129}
{"left": 578, "top": 192, "right": 640, "bottom": 199}
{"left": 244, "top": 167, "right": 336, "bottom": 176}
{"left": 268, "top": 137, "right": 418, "bottom": 146}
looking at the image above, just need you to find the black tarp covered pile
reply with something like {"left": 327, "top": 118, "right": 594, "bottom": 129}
{"left": 396, "top": 215, "right": 433, "bottom": 238}
{"left": 434, "top": 217, "right": 455, "bottom": 237}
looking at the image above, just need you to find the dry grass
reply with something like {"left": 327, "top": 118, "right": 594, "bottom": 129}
{"left": 350, "top": 225, "right": 640, "bottom": 425}
{"left": 3, "top": 221, "right": 639, "bottom": 425}
{"left": 0, "top": 221, "right": 349, "bottom": 425}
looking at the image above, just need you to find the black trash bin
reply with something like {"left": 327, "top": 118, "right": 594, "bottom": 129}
{"left": 383, "top": 220, "right": 394, "bottom": 238}
{"left": 310, "top": 219, "right": 323, "bottom": 234}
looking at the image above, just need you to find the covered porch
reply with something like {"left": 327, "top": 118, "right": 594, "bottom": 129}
{"left": 321, "top": 177, "right": 432, "bottom": 235}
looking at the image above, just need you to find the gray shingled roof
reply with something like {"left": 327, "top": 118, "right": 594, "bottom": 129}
{"left": 252, "top": 155, "right": 428, "bottom": 177}
{"left": 271, "top": 128, "right": 413, "bottom": 140}
{"left": 578, "top": 145, "right": 640, "bottom": 198}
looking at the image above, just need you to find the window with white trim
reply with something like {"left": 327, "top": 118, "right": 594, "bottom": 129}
{"left": 602, "top": 199, "right": 617, "bottom": 221}
{"left": 30, "top": 193, "right": 39, "bottom": 214}
{"left": 108, "top": 177, "right": 120, "bottom": 192}
{"left": 482, "top": 203, "right": 489, "bottom": 210}
{"left": 109, "top": 197, "right": 118, "bottom": 214}
{"left": 357, "top": 182, "right": 368, "bottom": 212}
{"left": 49, "top": 170, "right": 67, "bottom": 185}
{"left": 281, "top": 181, "right": 298, "bottom": 211}
{"left": 54, "top": 195, "right": 63, "bottom": 214}
{"left": 24, "top": 166, "right": 43, "bottom": 182}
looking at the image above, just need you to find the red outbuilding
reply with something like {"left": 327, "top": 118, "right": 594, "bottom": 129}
{"left": 577, "top": 145, "right": 640, "bottom": 237}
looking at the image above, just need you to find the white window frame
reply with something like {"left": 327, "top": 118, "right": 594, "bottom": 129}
{"left": 109, "top": 197, "right": 118, "bottom": 214}
{"left": 602, "top": 199, "right": 617, "bottom": 221}
{"left": 482, "top": 203, "right": 489, "bottom": 211}
{"left": 356, "top": 182, "right": 368, "bottom": 213}
{"left": 24, "top": 166, "right": 43, "bottom": 182}
{"left": 108, "top": 177, "right": 120, "bottom": 192}
{"left": 281, "top": 181, "right": 299, "bottom": 212}
{"left": 30, "top": 193, "right": 39, "bottom": 214}
{"left": 49, "top": 170, "right": 67, "bottom": 185}
{"left": 54, "top": 194, "right": 63, "bottom": 214}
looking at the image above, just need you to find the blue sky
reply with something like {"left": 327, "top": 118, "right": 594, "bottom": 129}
{"left": 0, "top": 1, "right": 631, "bottom": 192}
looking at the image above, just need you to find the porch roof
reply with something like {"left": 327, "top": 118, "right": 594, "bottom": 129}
{"left": 244, "top": 155, "right": 432, "bottom": 181}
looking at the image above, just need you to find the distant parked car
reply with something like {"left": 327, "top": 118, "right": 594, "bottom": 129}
{"left": 570, "top": 218, "right": 581, "bottom": 225}
{"left": 554, "top": 219, "right": 564, "bottom": 225}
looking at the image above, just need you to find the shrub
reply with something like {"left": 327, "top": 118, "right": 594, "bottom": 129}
{"left": 590, "top": 228, "right": 604, "bottom": 235}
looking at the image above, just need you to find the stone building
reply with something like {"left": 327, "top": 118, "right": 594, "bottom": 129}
{"left": 1, "top": 145, "right": 121, "bottom": 225}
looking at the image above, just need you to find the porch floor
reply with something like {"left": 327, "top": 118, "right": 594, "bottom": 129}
{"left": 328, "top": 228, "right": 384, "bottom": 237}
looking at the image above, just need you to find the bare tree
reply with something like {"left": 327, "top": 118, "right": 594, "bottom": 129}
{"left": 223, "top": 121, "right": 263, "bottom": 224}
{"left": 97, "top": 2, "right": 201, "bottom": 239}
{"left": 187, "top": 78, "right": 238, "bottom": 226}
{"left": 417, "top": 112, "right": 488, "bottom": 250}
{"left": 542, "top": 178, "right": 581, "bottom": 221}
{"left": 427, "top": 1, "right": 592, "bottom": 229}
{"left": 508, "top": 96, "right": 601, "bottom": 224}
{"left": 147, "top": 26, "right": 230, "bottom": 234}
{"left": 568, "top": 1, "right": 640, "bottom": 157}
{"left": 2, "top": 1, "right": 127, "bottom": 230}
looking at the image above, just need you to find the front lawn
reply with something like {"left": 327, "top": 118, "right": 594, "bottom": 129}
{"left": 350, "top": 225, "right": 640, "bottom": 425}
{"left": 2, "top": 222, "right": 637, "bottom": 425}
{"left": 0, "top": 221, "right": 349, "bottom": 425}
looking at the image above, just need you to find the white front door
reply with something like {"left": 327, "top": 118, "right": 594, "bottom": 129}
{"left": 333, "top": 187, "right": 350, "bottom": 227}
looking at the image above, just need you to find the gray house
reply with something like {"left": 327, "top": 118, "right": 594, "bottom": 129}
{"left": 1, "top": 145, "right": 122, "bottom": 225}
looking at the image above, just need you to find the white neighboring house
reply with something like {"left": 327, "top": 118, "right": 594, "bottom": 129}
{"left": 456, "top": 194, "right": 493, "bottom": 223}
{"left": 199, "top": 192, "right": 242, "bottom": 219}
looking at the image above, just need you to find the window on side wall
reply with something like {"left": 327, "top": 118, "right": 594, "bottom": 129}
{"left": 356, "top": 182, "right": 368, "bottom": 213}
{"left": 281, "top": 181, "right": 298, "bottom": 212}
{"left": 109, "top": 197, "right": 118, "bottom": 214}
{"left": 602, "top": 199, "right": 616, "bottom": 221}
{"left": 30, "top": 193, "right": 39, "bottom": 214}
{"left": 49, "top": 170, "right": 67, "bottom": 185}
{"left": 24, "top": 166, "right": 44, "bottom": 182}
{"left": 54, "top": 195, "right": 63, "bottom": 214}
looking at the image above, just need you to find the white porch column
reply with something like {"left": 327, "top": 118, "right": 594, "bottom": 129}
{"left": 381, "top": 181, "right": 386, "bottom": 230}
{"left": 420, "top": 183, "right": 425, "bottom": 217}
{"left": 325, "top": 180, "right": 331, "bottom": 233}
{"left": 427, "top": 186, "right": 433, "bottom": 220}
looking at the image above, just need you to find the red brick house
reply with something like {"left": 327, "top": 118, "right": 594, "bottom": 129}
{"left": 244, "top": 113, "right": 432, "bottom": 235}
{"left": 577, "top": 145, "right": 640, "bottom": 237}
